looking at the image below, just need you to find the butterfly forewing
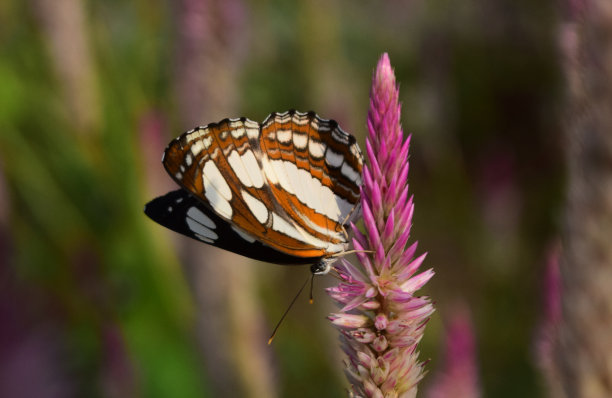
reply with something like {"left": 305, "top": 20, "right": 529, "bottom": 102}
{"left": 157, "top": 110, "right": 363, "bottom": 264}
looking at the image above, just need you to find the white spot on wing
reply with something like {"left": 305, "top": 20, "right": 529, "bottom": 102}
{"left": 325, "top": 148, "right": 343, "bottom": 167}
{"left": 309, "top": 140, "right": 325, "bottom": 158}
{"left": 268, "top": 159, "right": 294, "bottom": 194}
{"left": 271, "top": 212, "right": 332, "bottom": 249}
{"left": 202, "top": 160, "right": 233, "bottom": 218}
{"left": 317, "top": 123, "right": 330, "bottom": 132}
{"left": 241, "top": 189, "right": 269, "bottom": 224}
{"left": 227, "top": 150, "right": 251, "bottom": 187}
{"left": 186, "top": 207, "right": 216, "bottom": 228}
{"left": 277, "top": 130, "right": 292, "bottom": 144}
{"left": 241, "top": 150, "right": 264, "bottom": 188}
{"left": 194, "top": 233, "right": 214, "bottom": 243}
{"left": 332, "top": 129, "right": 349, "bottom": 143}
{"left": 191, "top": 140, "right": 205, "bottom": 156}
{"left": 246, "top": 127, "right": 259, "bottom": 139}
{"left": 186, "top": 128, "right": 205, "bottom": 143}
{"left": 292, "top": 132, "right": 307, "bottom": 149}
{"left": 271, "top": 212, "right": 308, "bottom": 243}
{"left": 186, "top": 207, "right": 219, "bottom": 241}
{"left": 262, "top": 156, "right": 278, "bottom": 185}
{"left": 276, "top": 113, "right": 291, "bottom": 123}
{"left": 265, "top": 159, "right": 350, "bottom": 222}
{"left": 203, "top": 161, "right": 232, "bottom": 200}
{"left": 231, "top": 225, "right": 256, "bottom": 243}
{"left": 292, "top": 112, "right": 309, "bottom": 125}
{"left": 230, "top": 126, "right": 246, "bottom": 139}
{"left": 341, "top": 163, "right": 360, "bottom": 182}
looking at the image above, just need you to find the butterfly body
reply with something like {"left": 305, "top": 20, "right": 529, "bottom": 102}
{"left": 145, "top": 110, "right": 363, "bottom": 274}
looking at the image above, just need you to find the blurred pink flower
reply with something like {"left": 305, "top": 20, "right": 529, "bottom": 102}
{"left": 534, "top": 245, "right": 565, "bottom": 398}
{"left": 426, "top": 307, "right": 481, "bottom": 398}
{"left": 327, "top": 53, "right": 434, "bottom": 398}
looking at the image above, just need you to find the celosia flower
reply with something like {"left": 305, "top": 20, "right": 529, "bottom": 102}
{"left": 327, "top": 53, "right": 435, "bottom": 398}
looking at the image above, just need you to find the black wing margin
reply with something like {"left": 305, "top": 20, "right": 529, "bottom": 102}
{"left": 144, "top": 189, "right": 321, "bottom": 266}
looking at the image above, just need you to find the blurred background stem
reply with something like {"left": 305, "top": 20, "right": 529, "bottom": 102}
{"left": 557, "top": 0, "right": 612, "bottom": 396}
{"left": 29, "top": 0, "right": 101, "bottom": 136}
{"left": 172, "top": 0, "right": 277, "bottom": 397}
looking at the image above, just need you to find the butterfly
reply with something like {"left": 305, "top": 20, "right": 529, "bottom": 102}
{"left": 144, "top": 110, "right": 363, "bottom": 274}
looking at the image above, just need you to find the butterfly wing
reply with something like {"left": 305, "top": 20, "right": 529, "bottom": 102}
{"left": 259, "top": 111, "right": 363, "bottom": 250}
{"left": 144, "top": 189, "right": 320, "bottom": 265}
{"left": 162, "top": 116, "right": 337, "bottom": 259}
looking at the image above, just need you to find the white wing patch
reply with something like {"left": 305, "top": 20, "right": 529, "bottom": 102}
{"left": 264, "top": 159, "right": 352, "bottom": 222}
{"left": 230, "top": 125, "right": 246, "bottom": 139}
{"left": 292, "top": 132, "right": 308, "bottom": 150}
{"left": 241, "top": 189, "right": 269, "bottom": 224}
{"left": 325, "top": 148, "right": 343, "bottom": 167}
{"left": 203, "top": 160, "right": 233, "bottom": 219}
{"left": 309, "top": 140, "right": 326, "bottom": 158}
{"left": 341, "top": 162, "right": 360, "bottom": 182}
{"left": 186, "top": 206, "right": 218, "bottom": 242}
{"left": 231, "top": 225, "right": 256, "bottom": 243}
{"left": 276, "top": 130, "right": 292, "bottom": 144}
{"left": 241, "top": 150, "right": 265, "bottom": 188}
{"left": 227, "top": 150, "right": 251, "bottom": 187}
{"left": 271, "top": 212, "right": 346, "bottom": 252}
{"left": 267, "top": 159, "right": 294, "bottom": 195}
{"left": 187, "top": 206, "right": 216, "bottom": 228}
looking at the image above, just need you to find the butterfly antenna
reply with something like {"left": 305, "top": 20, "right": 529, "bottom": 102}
{"left": 309, "top": 273, "right": 315, "bottom": 304}
{"left": 268, "top": 275, "right": 310, "bottom": 345}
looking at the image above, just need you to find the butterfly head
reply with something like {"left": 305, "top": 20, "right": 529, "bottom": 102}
{"left": 310, "top": 257, "right": 338, "bottom": 275}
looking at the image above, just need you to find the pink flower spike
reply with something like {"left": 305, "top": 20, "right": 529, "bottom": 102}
{"left": 328, "top": 53, "right": 434, "bottom": 397}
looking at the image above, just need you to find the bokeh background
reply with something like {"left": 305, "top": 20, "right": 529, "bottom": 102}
{"left": 0, "top": 0, "right": 565, "bottom": 397}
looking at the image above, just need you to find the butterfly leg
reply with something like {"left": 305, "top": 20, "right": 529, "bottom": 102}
{"left": 339, "top": 201, "right": 361, "bottom": 239}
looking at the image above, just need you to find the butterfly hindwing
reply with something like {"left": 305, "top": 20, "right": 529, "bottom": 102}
{"left": 144, "top": 189, "right": 320, "bottom": 265}
{"left": 259, "top": 112, "right": 362, "bottom": 248}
